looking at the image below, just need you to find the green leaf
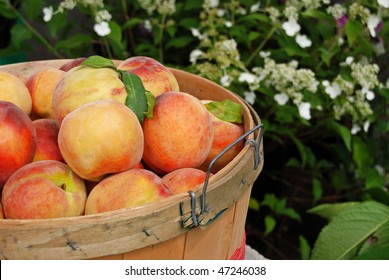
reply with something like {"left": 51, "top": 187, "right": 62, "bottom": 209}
{"left": 205, "top": 99, "right": 243, "bottom": 123}
{"left": 312, "top": 178, "right": 323, "bottom": 204}
{"left": 10, "top": 24, "right": 33, "bottom": 49}
{"left": 47, "top": 10, "right": 68, "bottom": 38}
{"left": 308, "top": 202, "right": 360, "bottom": 221}
{"left": 311, "top": 201, "right": 389, "bottom": 259}
{"left": 0, "top": 1, "right": 17, "bottom": 18}
{"left": 81, "top": 55, "right": 116, "bottom": 69}
{"left": 122, "top": 18, "right": 143, "bottom": 30}
{"left": 290, "top": 135, "right": 307, "bottom": 167}
{"left": 107, "top": 21, "right": 123, "bottom": 45}
{"left": 22, "top": 0, "right": 44, "bottom": 20}
{"left": 264, "top": 215, "right": 276, "bottom": 235}
{"left": 120, "top": 71, "right": 153, "bottom": 124}
{"left": 299, "top": 235, "right": 311, "bottom": 260}
{"left": 365, "top": 168, "right": 386, "bottom": 189}
{"left": 352, "top": 136, "right": 372, "bottom": 177}
{"left": 249, "top": 197, "right": 260, "bottom": 211}
{"left": 318, "top": 46, "right": 339, "bottom": 67}
{"left": 54, "top": 33, "right": 93, "bottom": 52}
{"left": 345, "top": 20, "right": 363, "bottom": 47}
{"left": 262, "top": 194, "right": 301, "bottom": 221}
{"left": 144, "top": 90, "right": 155, "bottom": 119}
{"left": 329, "top": 121, "right": 351, "bottom": 151}
{"left": 356, "top": 220, "right": 389, "bottom": 259}
{"left": 354, "top": 245, "right": 389, "bottom": 260}
{"left": 364, "top": 187, "right": 389, "bottom": 206}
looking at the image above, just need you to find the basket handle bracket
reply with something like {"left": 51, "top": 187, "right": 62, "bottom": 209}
{"left": 181, "top": 123, "right": 264, "bottom": 228}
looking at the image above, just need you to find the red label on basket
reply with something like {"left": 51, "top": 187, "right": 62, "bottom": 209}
{"left": 229, "top": 233, "right": 246, "bottom": 260}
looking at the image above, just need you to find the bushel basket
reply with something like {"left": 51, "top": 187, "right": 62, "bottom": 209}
{"left": 0, "top": 60, "right": 264, "bottom": 260}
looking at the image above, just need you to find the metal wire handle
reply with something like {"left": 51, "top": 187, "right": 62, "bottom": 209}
{"left": 186, "top": 122, "right": 264, "bottom": 227}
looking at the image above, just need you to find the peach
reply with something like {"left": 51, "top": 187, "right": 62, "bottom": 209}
{"left": 162, "top": 168, "right": 209, "bottom": 195}
{"left": 118, "top": 56, "right": 180, "bottom": 97}
{"left": 26, "top": 68, "right": 65, "bottom": 119}
{"left": 59, "top": 57, "right": 87, "bottom": 71}
{"left": 58, "top": 99, "right": 144, "bottom": 181}
{"left": 0, "top": 101, "right": 36, "bottom": 188}
{"left": 199, "top": 102, "right": 244, "bottom": 173}
{"left": 2, "top": 160, "right": 87, "bottom": 219}
{"left": 0, "top": 202, "right": 3, "bottom": 219}
{"left": 0, "top": 71, "right": 32, "bottom": 115}
{"left": 142, "top": 91, "right": 213, "bottom": 173}
{"left": 52, "top": 65, "right": 127, "bottom": 126}
{"left": 85, "top": 169, "right": 172, "bottom": 214}
{"left": 32, "top": 118, "right": 64, "bottom": 162}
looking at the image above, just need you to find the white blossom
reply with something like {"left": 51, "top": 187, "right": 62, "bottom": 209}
{"left": 374, "top": 42, "right": 386, "bottom": 55}
{"left": 375, "top": 164, "right": 385, "bottom": 176}
{"left": 43, "top": 6, "right": 53, "bottom": 22}
{"left": 207, "top": 0, "right": 219, "bottom": 8}
{"left": 217, "top": 9, "right": 225, "bottom": 17}
{"left": 363, "top": 120, "right": 370, "bottom": 132}
{"left": 298, "top": 102, "right": 311, "bottom": 120}
{"left": 295, "top": 34, "right": 312, "bottom": 48}
{"left": 189, "top": 49, "right": 204, "bottom": 64}
{"left": 343, "top": 56, "right": 354, "bottom": 65}
{"left": 259, "top": 51, "right": 271, "bottom": 58}
{"left": 362, "top": 86, "right": 375, "bottom": 101}
{"left": 378, "top": 0, "right": 389, "bottom": 8}
{"left": 324, "top": 81, "right": 342, "bottom": 99}
{"left": 191, "top": 28, "right": 204, "bottom": 40}
{"left": 225, "top": 21, "right": 232, "bottom": 28}
{"left": 144, "top": 19, "right": 152, "bottom": 31}
{"left": 250, "top": 3, "right": 261, "bottom": 13}
{"left": 282, "top": 17, "right": 301, "bottom": 37}
{"left": 351, "top": 124, "right": 361, "bottom": 135}
{"left": 220, "top": 75, "right": 232, "bottom": 87}
{"left": 367, "top": 15, "right": 381, "bottom": 37}
{"left": 274, "top": 93, "right": 289, "bottom": 105}
{"left": 238, "top": 72, "right": 256, "bottom": 84}
{"left": 94, "top": 21, "right": 111, "bottom": 36}
{"left": 244, "top": 91, "right": 256, "bottom": 105}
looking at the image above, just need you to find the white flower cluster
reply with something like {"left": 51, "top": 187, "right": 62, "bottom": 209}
{"left": 138, "top": 0, "right": 176, "bottom": 16}
{"left": 42, "top": 0, "right": 111, "bottom": 37}
{"left": 281, "top": 4, "right": 312, "bottom": 48}
{"left": 322, "top": 61, "right": 380, "bottom": 132}
{"left": 238, "top": 58, "right": 318, "bottom": 120}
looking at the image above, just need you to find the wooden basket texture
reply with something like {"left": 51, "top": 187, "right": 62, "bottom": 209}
{"left": 0, "top": 60, "right": 264, "bottom": 260}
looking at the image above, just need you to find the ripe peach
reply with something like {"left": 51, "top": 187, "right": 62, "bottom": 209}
{"left": 32, "top": 118, "right": 64, "bottom": 162}
{"left": 58, "top": 99, "right": 144, "bottom": 182}
{"left": 162, "top": 168, "right": 209, "bottom": 195}
{"left": 52, "top": 65, "right": 127, "bottom": 126}
{"left": 0, "top": 71, "right": 32, "bottom": 115}
{"left": 118, "top": 56, "right": 180, "bottom": 97}
{"left": 85, "top": 169, "right": 172, "bottom": 214}
{"left": 26, "top": 68, "right": 65, "bottom": 119}
{"left": 0, "top": 101, "right": 36, "bottom": 188}
{"left": 2, "top": 160, "right": 87, "bottom": 219}
{"left": 59, "top": 57, "right": 87, "bottom": 71}
{"left": 0, "top": 202, "right": 4, "bottom": 219}
{"left": 199, "top": 102, "right": 244, "bottom": 173}
{"left": 142, "top": 91, "right": 213, "bottom": 173}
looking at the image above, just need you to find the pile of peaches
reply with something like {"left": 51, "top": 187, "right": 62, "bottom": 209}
{"left": 0, "top": 56, "right": 244, "bottom": 220}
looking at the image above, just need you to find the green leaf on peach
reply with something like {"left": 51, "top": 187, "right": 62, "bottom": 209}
{"left": 120, "top": 71, "right": 153, "bottom": 124}
{"left": 205, "top": 99, "right": 243, "bottom": 123}
{"left": 81, "top": 55, "right": 116, "bottom": 69}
